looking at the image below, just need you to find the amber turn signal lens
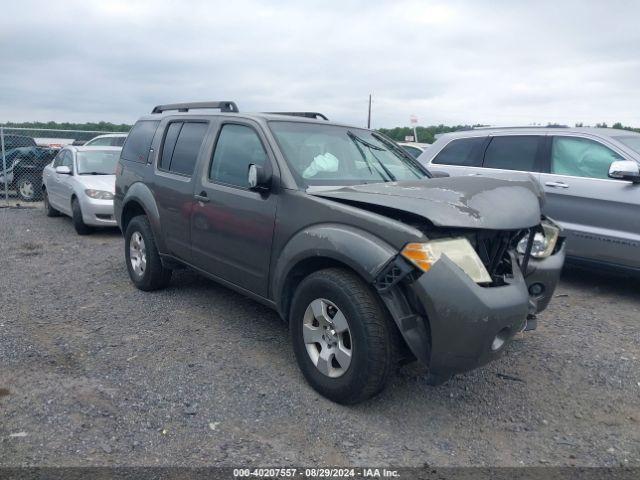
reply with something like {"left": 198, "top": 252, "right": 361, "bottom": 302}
{"left": 401, "top": 243, "right": 435, "bottom": 272}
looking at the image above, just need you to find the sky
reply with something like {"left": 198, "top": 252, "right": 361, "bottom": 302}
{"left": 1, "top": 0, "right": 639, "bottom": 128}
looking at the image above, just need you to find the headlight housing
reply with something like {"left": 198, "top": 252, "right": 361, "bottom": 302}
{"left": 401, "top": 237, "right": 492, "bottom": 284}
{"left": 517, "top": 219, "right": 560, "bottom": 258}
{"left": 84, "top": 189, "right": 114, "bottom": 200}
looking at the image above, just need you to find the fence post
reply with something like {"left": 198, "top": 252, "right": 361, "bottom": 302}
{"left": 1, "top": 126, "right": 8, "bottom": 205}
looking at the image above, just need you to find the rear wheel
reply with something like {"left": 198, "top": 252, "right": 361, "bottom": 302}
{"left": 290, "top": 268, "right": 397, "bottom": 404}
{"left": 43, "top": 189, "right": 60, "bottom": 217}
{"left": 71, "top": 198, "right": 92, "bottom": 235}
{"left": 124, "top": 215, "right": 172, "bottom": 291}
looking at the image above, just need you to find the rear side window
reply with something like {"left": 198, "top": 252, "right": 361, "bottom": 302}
{"left": 483, "top": 136, "right": 541, "bottom": 172}
{"left": 209, "top": 124, "right": 269, "bottom": 187}
{"left": 121, "top": 120, "right": 159, "bottom": 163}
{"left": 159, "top": 122, "right": 208, "bottom": 176}
{"left": 432, "top": 137, "right": 484, "bottom": 166}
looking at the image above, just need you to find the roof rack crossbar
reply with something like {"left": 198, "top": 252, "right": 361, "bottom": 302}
{"left": 152, "top": 101, "right": 239, "bottom": 114}
{"left": 265, "top": 112, "right": 329, "bottom": 121}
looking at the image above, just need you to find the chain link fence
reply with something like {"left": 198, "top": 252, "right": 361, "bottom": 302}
{"left": 0, "top": 127, "right": 128, "bottom": 207}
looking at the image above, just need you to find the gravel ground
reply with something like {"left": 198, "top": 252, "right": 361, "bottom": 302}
{"left": 1, "top": 206, "right": 639, "bottom": 467}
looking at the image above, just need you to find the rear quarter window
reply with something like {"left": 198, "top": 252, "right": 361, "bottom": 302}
{"left": 121, "top": 120, "right": 160, "bottom": 163}
{"left": 432, "top": 137, "right": 485, "bottom": 166}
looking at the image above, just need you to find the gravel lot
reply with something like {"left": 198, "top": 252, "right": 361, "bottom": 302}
{"left": 1, "top": 206, "right": 639, "bottom": 467}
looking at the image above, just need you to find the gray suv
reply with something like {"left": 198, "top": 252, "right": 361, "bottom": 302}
{"left": 114, "top": 102, "right": 565, "bottom": 404}
{"left": 421, "top": 127, "right": 640, "bottom": 275}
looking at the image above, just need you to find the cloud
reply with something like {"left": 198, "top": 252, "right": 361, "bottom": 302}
{"left": 1, "top": 0, "right": 639, "bottom": 128}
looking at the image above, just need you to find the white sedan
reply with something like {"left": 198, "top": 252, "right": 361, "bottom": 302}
{"left": 41, "top": 146, "right": 121, "bottom": 235}
{"left": 84, "top": 133, "right": 128, "bottom": 147}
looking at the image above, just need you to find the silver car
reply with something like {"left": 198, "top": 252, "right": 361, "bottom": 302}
{"left": 420, "top": 126, "right": 640, "bottom": 274}
{"left": 41, "top": 146, "right": 121, "bottom": 234}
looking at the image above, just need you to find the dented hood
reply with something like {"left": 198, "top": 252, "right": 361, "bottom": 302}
{"left": 309, "top": 176, "right": 543, "bottom": 230}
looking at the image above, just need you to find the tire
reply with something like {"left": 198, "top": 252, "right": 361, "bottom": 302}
{"left": 71, "top": 198, "right": 92, "bottom": 235}
{"left": 43, "top": 189, "right": 60, "bottom": 217}
{"left": 16, "top": 176, "right": 40, "bottom": 202}
{"left": 124, "top": 215, "right": 172, "bottom": 291}
{"left": 290, "top": 268, "right": 397, "bottom": 404}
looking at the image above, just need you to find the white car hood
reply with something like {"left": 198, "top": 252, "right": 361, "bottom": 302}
{"left": 76, "top": 174, "right": 116, "bottom": 193}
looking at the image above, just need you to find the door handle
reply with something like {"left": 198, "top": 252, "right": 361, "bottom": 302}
{"left": 194, "top": 192, "right": 210, "bottom": 203}
{"left": 468, "top": 173, "right": 482, "bottom": 176}
{"left": 544, "top": 181, "right": 569, "bottom": 189}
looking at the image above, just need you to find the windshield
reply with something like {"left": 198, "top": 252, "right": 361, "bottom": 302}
{"left": 616, "top": 136, "right": 640, "bottom": 155}
{"left": 269, "top": 121, "right": 429, "bottom": 186}
{"left": 76, "top": 150, "right": 120, "bottom": 175}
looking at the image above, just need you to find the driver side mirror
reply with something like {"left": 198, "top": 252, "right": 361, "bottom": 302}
{"left": 608, "top": 160, "right": 640, "bottom": 183}
{"left": 248, "top": 164, "right": 272, "bottom": 191}
{"left": 55, "top": 165, "right": 72, "bottom": 175}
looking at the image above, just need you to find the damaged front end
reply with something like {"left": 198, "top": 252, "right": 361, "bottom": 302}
{"left": 373, "top": 218, "right": 565, "bottom": 384}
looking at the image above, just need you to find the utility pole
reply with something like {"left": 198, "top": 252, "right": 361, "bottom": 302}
{"left": 367, "top": 94, "right": 372, "bottom": 129}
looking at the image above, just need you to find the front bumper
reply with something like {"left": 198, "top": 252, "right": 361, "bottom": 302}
{"left": 79, "top": 196, "right": 117, "bottom": 226}
{"left": 380, "top": 245, "right": 564, "bottom": 380}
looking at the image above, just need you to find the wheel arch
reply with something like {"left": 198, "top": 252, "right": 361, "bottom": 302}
{"left": 119, "top": 182, "right": 165, "bottom": 253}
{"left": 272, "top": 224, "right": 398, "bottom": 320}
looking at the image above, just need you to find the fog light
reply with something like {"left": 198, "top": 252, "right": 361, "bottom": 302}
{"left": 491, "top": 328, "right": 510, "bottom": 352}
{"left": 528, "top": 283, "right": 544, "bottom": 296}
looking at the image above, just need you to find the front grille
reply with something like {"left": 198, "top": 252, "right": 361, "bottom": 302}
{"left": 471, "top": 229, "right": 531, "bottom": 286}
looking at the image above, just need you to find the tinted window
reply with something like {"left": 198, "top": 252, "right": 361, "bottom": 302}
{"left": 210, "top": 124, "right": 268, "bottom": 187}
{"left": 551, "top": 136, "right": 622, "bottom": 180}
{"left": 167, "top": 122, "right": 208, "bottom": 176}
{"left": 483, "top": 136, "right": 540, "bottom": 171}
{"left": 160, "top": 122, "right": 182, "bottom": 171}
{"left": 121, "top": 120, "right": 159, "bottom": 163}
{"left": 432, "top": 137, "right": 484, "bottom": 166}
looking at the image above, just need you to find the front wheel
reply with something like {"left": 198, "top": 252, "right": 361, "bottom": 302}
{"left": 290, "top": 268, "right": 397, "bottom": 404}
{"left": 43, "top": 189, "right": 60, "bottom": 217}
{"left": 16, "top": 176, "right": 40, "bottom": 202}
{"left": 124, "top": 215, "right": 172, "bottom": 291}
{"left": 71, "top": 198, "right": 92, "bottom": 235}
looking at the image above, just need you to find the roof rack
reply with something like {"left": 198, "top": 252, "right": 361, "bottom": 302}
{"left": 472, "top": 125, "right": 568, "bottom": 130}
{"left": 151, "top": 101, "right": 239, "bottom": 114}
{"left": 265, "top": 112, "right": 329, "bottom": 120}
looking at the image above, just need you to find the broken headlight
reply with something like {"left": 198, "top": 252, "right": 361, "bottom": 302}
{"left": 517, "top": 219, "right": 560, "bottom": 259}
{"left": 401, "top": 237, "right": 492, "bottom": 284}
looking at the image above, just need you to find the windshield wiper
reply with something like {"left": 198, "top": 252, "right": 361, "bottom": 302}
{"left": 371, "top": 132, "right": 431, "bottom": 178}
{"left": 347, "top": 130, "right": 396, "bottom": 182}
{"left": 79, "top": 172, "right": 110, "bottom": 175}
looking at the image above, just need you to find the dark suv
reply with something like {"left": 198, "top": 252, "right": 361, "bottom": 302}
{"left": 114, "top": 101, "right": 565, "bottom": 404}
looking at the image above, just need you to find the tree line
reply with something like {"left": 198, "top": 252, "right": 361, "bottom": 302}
{"left": 0, "top": 121, "right": 131, "bottom": 132}
{"left": 1, "top": 121, "right": 638, "bottom": 141}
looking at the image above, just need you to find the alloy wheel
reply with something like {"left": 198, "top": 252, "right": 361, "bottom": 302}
{"left": 302, "top": 298, "right": 353, "bottom": 378}
{"left": 129, "top": 232, "right": 147, "bottom": 277}
{"left": 19, "top": 180, "right": 34, "bottom": 200}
